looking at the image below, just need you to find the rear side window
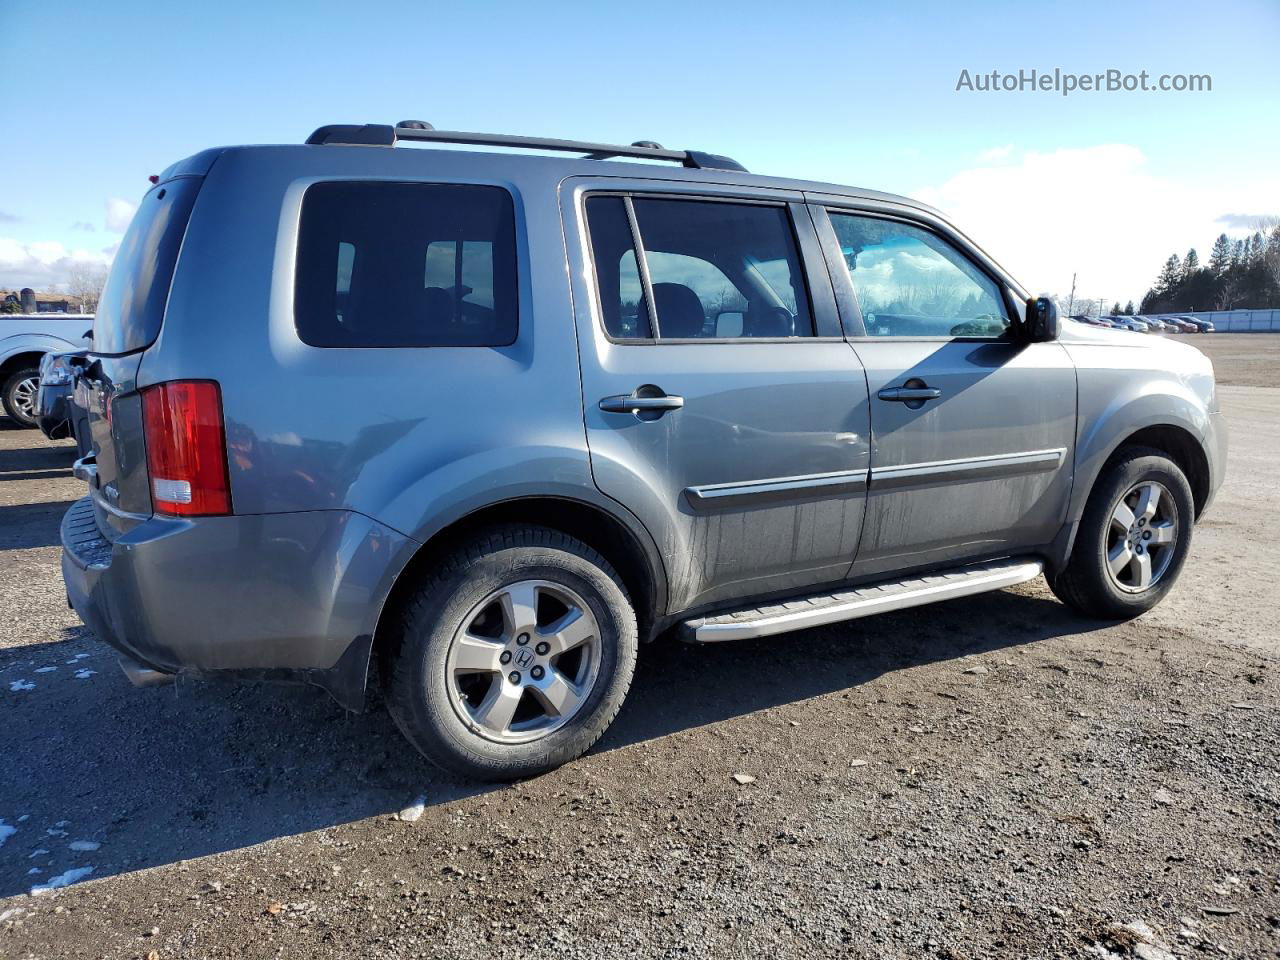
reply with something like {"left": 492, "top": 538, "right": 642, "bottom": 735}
{"left": 93, "top": 177, "right": 202, "bottom": 355}
{"left": 584, "top": 196, "right": 651, "bottom": 338}
{"left": 295, "top": 182, "right": 518, "bottom": 348}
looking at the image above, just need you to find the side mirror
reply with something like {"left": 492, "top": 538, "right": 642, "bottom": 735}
{"left": 715, "top": 310, "right": 744, "bottom": 338}
{"left": 1024, "top": 297, "right": 1059, "bottom": 342}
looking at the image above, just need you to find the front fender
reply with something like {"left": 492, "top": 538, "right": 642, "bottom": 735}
{"left": 1052, "top": 365, "right": 1214, "bottom": 571}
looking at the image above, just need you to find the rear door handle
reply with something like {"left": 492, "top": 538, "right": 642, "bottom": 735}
{"left": 878, "top": 386, "right": 942, "bottom": 403}
{"left": 599, "top": 389, "right": 685, "bottom": 418}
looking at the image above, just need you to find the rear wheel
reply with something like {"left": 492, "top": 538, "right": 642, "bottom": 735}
{"left": 1, "top": 366, "right": 40, "bottom": 428}
{"left": 385, "top": 525, "right": 637, "bottom": 781}
{"left": 1051, "top": 447, "right": 1194, "bottom": 619}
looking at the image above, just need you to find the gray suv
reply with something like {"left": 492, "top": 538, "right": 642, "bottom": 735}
{"left": 62, "top": 123, "right": 1226, "bottom": 780}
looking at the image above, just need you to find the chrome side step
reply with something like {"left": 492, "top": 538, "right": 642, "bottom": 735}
{"left": 685, "top": 557, "right": 1044, "bottom": 643}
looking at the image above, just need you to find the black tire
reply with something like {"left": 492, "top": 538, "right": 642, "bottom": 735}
{"left": 385, "top": 525, "right": 638, "bottom": 781}
{"left": 1, "top": 366, "right": 41, "bottom": 428}
{"left": 1050, "top": 446, "right": 1195, "bottom": 619}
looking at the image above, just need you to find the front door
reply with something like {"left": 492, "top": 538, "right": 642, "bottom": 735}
{"left": 563, "top": 181, "right": 871, "bottom": 612}
{"left": 812, "top": 204, "right": 1077, "bottom": 580}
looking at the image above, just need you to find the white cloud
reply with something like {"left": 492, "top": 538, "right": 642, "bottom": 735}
{"left": 977, "top": 144, "right": 1014, "bottom": 162}
{"left": 0, "top": 237, "right": 111, "bottom": 290}
{"left": 912, "top": 145, "right": 1280, "bottom": 303}
{"left": 105, "top": 197, "right": 137, "bottom": 233}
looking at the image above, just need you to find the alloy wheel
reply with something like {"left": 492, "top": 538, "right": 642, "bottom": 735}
{"left": 444, "top": 579, "right": 602, "bottom": 744}
{"left": 1105, "top": 480, "right": 1178, "bottom": 593}
{"left": 12, "top": 375, "right": 38, "bottom": 422}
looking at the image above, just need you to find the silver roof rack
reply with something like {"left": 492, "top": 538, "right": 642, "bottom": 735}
{"left": 304, "top": 122, "right": 747, "bottom": 172}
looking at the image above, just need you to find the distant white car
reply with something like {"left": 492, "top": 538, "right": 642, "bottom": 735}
{"left": 0, "top": 314, "right": 92, "bottom": 427}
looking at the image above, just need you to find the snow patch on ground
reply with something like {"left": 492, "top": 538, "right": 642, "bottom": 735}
{"left": 34, "top": 666, "right": 57, "bottom": 673}
{"left": 0, "top": 822, "right": 16, "bottom": 848}
{"left": 30, "top": 866, "right": 93, "bottom": 895}
{"left": 396, "top": 795, "right": 427, "bottom": 822}
{"left": 73, "top": 669, "right": 97, "bottom": 680}
{"left": 9, "top": 680, "right": 34, "bottom": 692}
{"left": 69, "top": 840, "right": 100, "bottom": 852}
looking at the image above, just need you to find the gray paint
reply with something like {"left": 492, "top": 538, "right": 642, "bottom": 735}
{"left": 60, "top": 141, "right": 1226, "bottom": 711}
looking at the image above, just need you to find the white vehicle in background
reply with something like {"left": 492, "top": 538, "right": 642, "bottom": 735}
{"left": 0, "top": 315, "right": 92, "bottom": 427}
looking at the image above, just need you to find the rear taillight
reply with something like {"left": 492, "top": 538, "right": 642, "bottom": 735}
{"left": 141, "top": 381, "right": 231, "bottom": 516}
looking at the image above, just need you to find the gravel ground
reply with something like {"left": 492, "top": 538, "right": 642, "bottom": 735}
{"left": 1, "top": 334, "right": 1277, "bottom": 959}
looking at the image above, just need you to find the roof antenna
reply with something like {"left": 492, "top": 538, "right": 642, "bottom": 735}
{"left": 397, "top": 120, "right": 434, "bottom": 130}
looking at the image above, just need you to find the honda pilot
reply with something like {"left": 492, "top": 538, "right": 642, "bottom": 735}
{"left": 62, "top": 122, "right": 1226, "bottom": 780}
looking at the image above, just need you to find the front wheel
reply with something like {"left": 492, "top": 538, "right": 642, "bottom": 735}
{"left": 1051, "top": 447, "right": 1195, "bottom": 619}
{"left": 2, "top": 366, "right": 41, "bottom": 428}
{"left": 385, "top": 526, "right": 638, "bottom": 781}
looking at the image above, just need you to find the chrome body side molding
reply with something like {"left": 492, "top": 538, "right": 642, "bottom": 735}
{"left": 684, "top": 469, "right": 869, "bottom": 510}
{"left": 870, "top": 448, "right": 1067, "bottom": 491}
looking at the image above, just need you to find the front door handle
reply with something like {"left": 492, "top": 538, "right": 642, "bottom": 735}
{"left": 599, "top": 388, "right": 685, "bottom": 418}
{"left": 878, "top": 386, "right": 942, "bottom": 402}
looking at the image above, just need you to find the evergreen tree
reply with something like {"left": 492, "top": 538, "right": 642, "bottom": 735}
{"left": 1155, "top": 254, "right": 1183, "bottom": 296}
{"left": 1209, "top": 233, "right": 1232, "bottom": 275}
{"left": 1124, "top": 301, "right": 1135, "bottom": 315}
{"left": 1112, "top": 302, "right": 1123, "bottom": 314}
{"left": 1182, "top": 249, "right": 1200, "bottom": 277}
{"left": 1251, "top": 231, "right": 1266, "bottom": 263}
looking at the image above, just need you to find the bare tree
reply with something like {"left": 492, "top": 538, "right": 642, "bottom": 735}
{"left": 64, "top": 263, "right": 109, "bottom": 313}
{"left": 1256, "top": 217, "right": 1280, "bottom": 295}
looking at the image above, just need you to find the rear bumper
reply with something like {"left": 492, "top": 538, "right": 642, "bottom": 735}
{"left": 60, "top": 496, "right": 415, "bottom": 710}
{"left": 36, "top": 384, "right": 73, "bottom": 440}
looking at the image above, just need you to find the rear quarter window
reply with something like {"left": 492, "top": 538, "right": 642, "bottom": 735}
{"left": 294, "top": 182, "right": 518, "bottom": 348}
{"left": 93, "top": 177, "right": 202, "bottom": 355}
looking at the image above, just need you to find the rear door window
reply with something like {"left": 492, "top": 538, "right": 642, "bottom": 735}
{"left": 93, "top": 177, "right": 202, "bottom": 355}
{"left": 295, "top": 182, "right": 518, "bottom": 348}
{"left": 585, "top": 195, "right": 814, "bottom": 340}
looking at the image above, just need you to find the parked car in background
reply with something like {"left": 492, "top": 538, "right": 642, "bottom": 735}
{"left": 1179, "top": 317, "right": 1215, "bottom": 333}
{"left": 60, "top": 123, "right": 1226, "bottom": 781}
{"left": 1, "top": 314, "right": 92, "bottom": 427}
{"left": 36, "top": 350, "right": 90, "bottom": 450}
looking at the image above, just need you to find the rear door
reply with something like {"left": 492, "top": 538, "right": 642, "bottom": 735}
{"left": 809, "top": 199, "right": 1076, "bottom": 579}
{"left": 562, "top": 178, "right": 871, "bottom": 613}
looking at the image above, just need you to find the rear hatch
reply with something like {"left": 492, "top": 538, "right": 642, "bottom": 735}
{"left": 79, "top": 174, "right": 203, "bottom": 536}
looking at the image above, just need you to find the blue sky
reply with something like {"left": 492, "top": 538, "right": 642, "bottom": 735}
{"left": 1, "top": 0, "right": 1276, "bottom": 304}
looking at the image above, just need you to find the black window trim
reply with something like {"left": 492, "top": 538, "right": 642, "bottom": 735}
{"left": 813, "top": 202, "right": 1024, "bottom": 343}
{"left": 293, "top": 178, "right": 521, "bottom": 350}
{"left": 580, "top": 190, "right": 842, "bottom": 345}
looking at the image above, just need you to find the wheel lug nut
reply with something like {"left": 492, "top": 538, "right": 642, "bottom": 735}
{"left": 531, "top": 666, "right": 545, "bottom": 680}
{"left": 508, "top": 671, "right": 521, "bottom": 685}
{"left": 1142, "top": 531, "right": 1152, "bottom": 540}
{"left": 1138, "top": 518, "right": 1146, "bottom": 526}
{"left": 499, "top": 650, "right": 512, "bottom": 665}
{"left": 535, "top": 641, "right": 550, "bottom": 656}
{"left": 1135, "top": 546, "right": 1144, "bottom": 554}
{"left": 517, "top": 633, "right": 530, "bottom": 646}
